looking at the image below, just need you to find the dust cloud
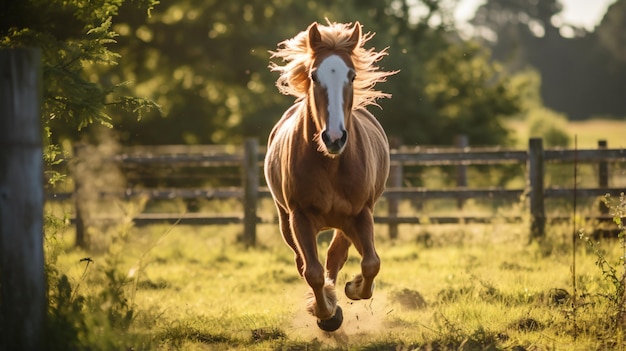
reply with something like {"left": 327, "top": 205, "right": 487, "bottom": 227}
{"left": 286, "top": 286, "right": 394, "bottom": 348}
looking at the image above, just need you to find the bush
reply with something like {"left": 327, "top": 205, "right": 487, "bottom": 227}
{"left": 527, "top": 107, "right": 571, "bottom": 147}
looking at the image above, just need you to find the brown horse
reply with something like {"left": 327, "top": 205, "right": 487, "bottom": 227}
{"left": 264, "top": 21, "right": 396, "bottom": 331}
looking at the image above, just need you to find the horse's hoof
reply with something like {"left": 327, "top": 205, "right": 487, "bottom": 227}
{"left": 316, "top": 305, "right": 343, "bottom": 332}
{"left": 345, "top": 279, "right": 375, "bottom": 300}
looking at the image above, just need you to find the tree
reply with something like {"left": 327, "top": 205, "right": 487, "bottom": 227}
{"left": 469, "top": 0, "right": 626, "bottom": 120}
{"left": 350, "top": 0, "right": 520, "bottom": 145}
{"left": 597, "top": 0, "right": 626, "bottom": 64}
{"left": 3, "top": 0, "right": 528, "bottom": 147}
{"left": 0, "top": 0, "right": 160, "bottom": 146}
{"left": 73, "top": 0, "right": 522, "bottom": 147}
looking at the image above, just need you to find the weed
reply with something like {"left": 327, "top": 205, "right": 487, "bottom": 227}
{"left": 580, "top": 193, "right": 626, "bottom": 338}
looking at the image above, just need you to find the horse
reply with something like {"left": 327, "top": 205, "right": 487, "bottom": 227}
{"left": 264, "top": 20, "right": 396, "bottom": 331}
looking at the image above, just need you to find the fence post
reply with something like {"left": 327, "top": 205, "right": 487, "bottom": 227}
{"left": 72, "top": 143, "right": 87, "bottom": 248}
{"left": 528, "top": 138, "right": 545, "bottom": 240}
{"left": 598, "top": 140, "right": 609, "bottom": 216}
{"left": 455, "top": 135, "right": 468, "bottom": 209}
{"left": 387, "top": 137, "right": 402, "bottom": 240}
{"left": 242, "top": 138, "right": 258, "bottom": 246}
{"left": 0, "top": 48, "right": 45, "bottom": 351}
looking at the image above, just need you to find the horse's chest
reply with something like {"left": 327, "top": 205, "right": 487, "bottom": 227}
{"left": 291, "top": 161, "right": 371, "bottom": 215}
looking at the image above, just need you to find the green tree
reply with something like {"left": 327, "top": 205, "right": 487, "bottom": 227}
{"left": 0, "top": 0, "right": 160, "bottom": 146}
{"left": 597, "top": 0, "right": 626, "bottom": 64}
{"left": 6, "top": 0, "right": 527, "bottom": 147}
{"left": 1, "top": 1, "right": 159, "bottom": 348}
{"left": 349, "top": 0, "right": 520, "bottom": 145}
{"left": 469, "top": 0, "right": 626, "bottom": 120}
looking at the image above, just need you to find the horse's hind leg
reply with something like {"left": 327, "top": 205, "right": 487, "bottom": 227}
{"left": 277, "top": 205, "right": 304, "bottom": 276}
{"left": 343, "top": 208, "right": 380, "bottom": 300}
{"left": 326, "top": 230, "right": 351, "bottom": 283}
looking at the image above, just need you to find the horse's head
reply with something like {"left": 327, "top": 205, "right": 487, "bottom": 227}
{"left": 307, "top": 22, "right": 361, "bottom": 157}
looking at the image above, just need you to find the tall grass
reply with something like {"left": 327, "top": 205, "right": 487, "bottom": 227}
{"left": 44, "top": 199, "right": 626, "bottom": 350}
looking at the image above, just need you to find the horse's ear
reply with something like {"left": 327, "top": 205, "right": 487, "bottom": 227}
{"left": 308, "top": 22, "right": 322, "bottom": 51}
{"left": 347, "top": 21, "right": 361, "bottom": 51}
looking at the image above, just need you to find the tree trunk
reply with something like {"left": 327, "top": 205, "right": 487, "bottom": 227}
{"left": 0, "top": 48, "right": 45, "bottom": 351}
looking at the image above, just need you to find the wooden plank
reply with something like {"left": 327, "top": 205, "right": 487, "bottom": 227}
{"left": 114, "top": 153, "right": 242, "bottom": 165}
{"left": 121, "top": 188, "right": 243, "bottom": 200}
{"left": 76, "top": 213, "right": 616, "bottom": 227}
{"left": 390, "top": 149, "right": 528, "bottom": 165}
{"left": 131, "top": 213, "right": 243, "bottom": 226}
{"left": 383, "top": 188, "right": 524, "bottom": 200}
{"left": 544, "top": 187, "right": 625, "bottom": 198}
{"left": 46, "top": 188, "right": 274, "bottom": 201}
{"left": 47, "top": 186, "right": 624, "bottom": 202}
{"left": 545, "top": 148, "right": 626, "bottom": 162}
{"left": 374, "top": 216, "right": 523, "bottom": 224}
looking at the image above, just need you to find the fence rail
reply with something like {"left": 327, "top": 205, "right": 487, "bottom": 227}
{"left": 46, "top": 137, "right": 626, "bottom": 247}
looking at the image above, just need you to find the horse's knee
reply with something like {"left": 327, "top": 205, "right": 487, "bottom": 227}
{"left": 362, "top": 254, "right": 380, "bottom": 280}
{"left": 304, "top": 263, "right": 325, "bottom": 289}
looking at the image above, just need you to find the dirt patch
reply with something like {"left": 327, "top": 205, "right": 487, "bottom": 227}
{"left": 390, "top": 288, "right": 427, "bottom": 310}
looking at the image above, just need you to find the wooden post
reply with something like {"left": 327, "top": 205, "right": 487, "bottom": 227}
{"left": 387, "top": 137, "right": 402, "bottom": 240}
{"left": 72, "top": 143, "right": 87, "bottom": 248}
{"left": 387, "top": 165, "right": 402, "bottom": 239}
{"left": 0, "top": 48, "right": 45, "bottom": 351}
{"left": 454, "top": 135, "right": 468, "bottom": 210}
{"left": 598, "top": 140, "right": 609, "bottom": 216}
{"left": 242, "top": 138, "right": 258, "bottom": 246}
{"left": 528, "top": 138, "right": 545, "bottom": 240}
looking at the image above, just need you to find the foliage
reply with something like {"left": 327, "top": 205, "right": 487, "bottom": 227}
{"left": 597, "top": 0, "right": 626, "bottom": 64}
{"left": 470, "top": 0, "right": 626, "bottom": 120}
{"left": 580, "top": 193, "right": 626, "bottom": 334}
{"left": 527, "top": 106, "right": 570, "bottom": 147}
{"left": 0, "top": 0, "right": 160, "bottom": 142}
{"left": 37, "top": 0, "right": 522, "bottom": 147}
{"left": 418, "top": 41, "right": 519, "bottom": 146}
{"left": 44, "top": 207, "right": 155, "bottom": 350}
{"left": 1, "top": 0, "right": 161, "bottom": 348}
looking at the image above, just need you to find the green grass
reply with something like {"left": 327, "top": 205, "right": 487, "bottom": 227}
{"left": 49, "top": 210, "right": 625, "bottom": 350}
{"left": 506, "top": 118, "right": 626, "bottom": 149}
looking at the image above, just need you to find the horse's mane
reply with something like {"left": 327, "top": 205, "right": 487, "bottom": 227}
{"left": 270, "top": 21, "right": 396, "bottom": 109}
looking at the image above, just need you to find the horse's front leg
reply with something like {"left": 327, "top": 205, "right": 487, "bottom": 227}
{"left": 343, "top": 208, "right": 380, "bottom": 300}
{"left": 276, "top": 205, "right": 304, "bottom": 276}
{"left": 290, "top": 209, "right": 342, "bottom": 331}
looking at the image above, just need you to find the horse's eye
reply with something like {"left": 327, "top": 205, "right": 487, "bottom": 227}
{"left": 348, "top": 70, "right": 356, "bottom": 83}
{"left": 310, "top": 71, "right": 318, "bottom": 83}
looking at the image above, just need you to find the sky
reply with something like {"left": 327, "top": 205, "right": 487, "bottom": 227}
{"left": 454, "top": 0, "right": 617, "bottom": 31}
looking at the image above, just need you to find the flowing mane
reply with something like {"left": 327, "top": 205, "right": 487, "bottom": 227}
{"left": 270, "top": 20, "right": 396, "bottom": 109}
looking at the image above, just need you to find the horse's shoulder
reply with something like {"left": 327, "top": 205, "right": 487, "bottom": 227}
{"left": 352, "top": 108, "right": 388, "bottom": 146}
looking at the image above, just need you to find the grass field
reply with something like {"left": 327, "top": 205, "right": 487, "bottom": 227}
{"left": 49, "top": 199, "right": 625, "bottom": 350}
{"left": 505, "top": 118, "right": 625, "bottom": 149}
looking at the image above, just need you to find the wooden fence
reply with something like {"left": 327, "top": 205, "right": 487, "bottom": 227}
{"left": 47, "top": 137, "right": 626, "bottom": 247}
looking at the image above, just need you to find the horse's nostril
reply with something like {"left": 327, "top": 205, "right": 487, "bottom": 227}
{"left": 322, "top": 131, "right": 331, "bottom": 145}
{"left": 340, "top": 130, "right": 347, "bottom": 143}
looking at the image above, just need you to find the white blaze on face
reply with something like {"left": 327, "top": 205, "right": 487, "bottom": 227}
{"left": 317, "top": 55, "right": 351, "bottom": 142}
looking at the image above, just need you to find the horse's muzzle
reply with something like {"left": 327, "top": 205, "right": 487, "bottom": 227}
{"left": 322, "top": 129, "right": 347, "bottom": 154}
